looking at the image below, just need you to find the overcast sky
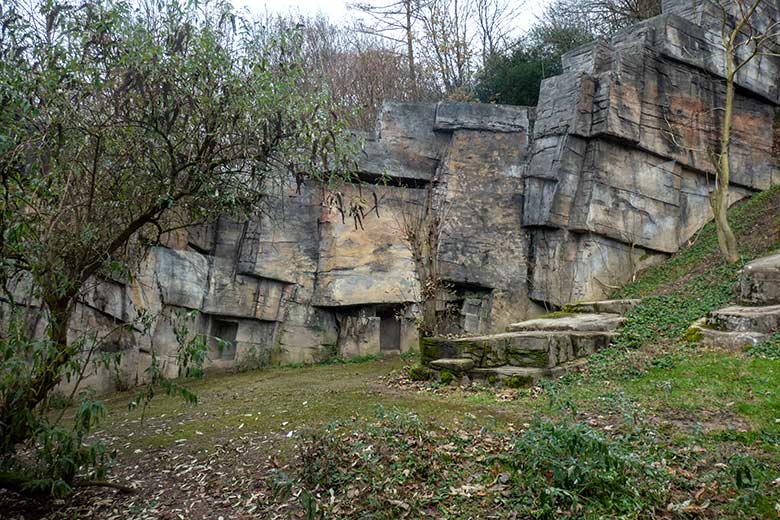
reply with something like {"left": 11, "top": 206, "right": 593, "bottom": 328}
{"left": 232, "top": 0, "right": 549, "bottom": 33}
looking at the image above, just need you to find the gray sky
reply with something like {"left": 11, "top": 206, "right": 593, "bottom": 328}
{"left": 232, "top": 0, "right": 549, "bottom": 32}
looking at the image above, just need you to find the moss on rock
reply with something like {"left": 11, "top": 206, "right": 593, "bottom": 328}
{"left": 409, "top": 364, "right": 432, "bottom": 381}
{"left": 503, "top": 375, "right": 534, "bottom": 389}
{"left": 683, "top": 327, "right": 704, "bottom": 344}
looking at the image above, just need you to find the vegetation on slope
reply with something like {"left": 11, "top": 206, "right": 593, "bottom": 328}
{"left": 612, "top": 185, "right": 780, "bottom": 351}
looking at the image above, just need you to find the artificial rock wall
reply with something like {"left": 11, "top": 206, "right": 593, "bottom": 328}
{"left": 19, "top": 0, "right": 780, "bottom": 394}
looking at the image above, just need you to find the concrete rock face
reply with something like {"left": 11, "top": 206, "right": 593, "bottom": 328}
{"left": 740, "top": 254, "right": 780, "bottom": 306}
{"left": 23, "top": 0, "right": 780, "bottom": 394}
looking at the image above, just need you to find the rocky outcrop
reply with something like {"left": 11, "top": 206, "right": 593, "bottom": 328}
{"left": 506, "top": 313, "right": 626, "bottom": 333}
{"left": 14, "top": 0, "right": 780, "bottom": 394}
{"left": 739, "top": 253, "right": 780, "bottom": 306}
{"left": 689, "top": 252, "right": 780, "bottom": 349}
{"left": 421, "top": 301, "right": 633, "bottom": 386}
{"left": 524, "top": 0, "right": 780, "bottom": 305}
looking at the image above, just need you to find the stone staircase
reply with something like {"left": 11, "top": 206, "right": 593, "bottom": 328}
{"left": 689, "top": 253, "right": 780, "bottom": 348}
{"left": 421, "top": 299, "right": 640, "bottom": 387}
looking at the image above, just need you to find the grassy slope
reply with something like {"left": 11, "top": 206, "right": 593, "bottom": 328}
{"left": 6, "top": 188, "right": 780, "bottom": 519}
{"left": 612, "top": 185, "right": 780, "bottom": 349}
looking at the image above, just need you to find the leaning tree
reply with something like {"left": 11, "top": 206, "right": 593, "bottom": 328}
{"left": 0, "top": 0, "right": 356, "bottom": 494}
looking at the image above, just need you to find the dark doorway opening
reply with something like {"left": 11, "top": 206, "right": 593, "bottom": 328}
{"left": 210, "top": 319, "right": 238, "bottom": 360}
{"left": 376, "top": 307, "right": 401, "bottom": 352}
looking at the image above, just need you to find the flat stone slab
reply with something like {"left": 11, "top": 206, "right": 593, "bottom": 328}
{"left": 470, "top": 359, "right": 588, "bottom": 387}
{"left": 688, "top": 319, "right": 768, "bottom": 350}
{"left": 506, "top": 313, "right": 625, "bottom": 333}
{"left": 433, "top": 102, "right": 529, "bottom": 133}
{"left": 429, "top": 358, "right": 475, "bottom": 372}
{"left": 565, "top": 299, "right": 641, "bottom": 316}
{"left": 421, "top": 330, "right": 613, "bottom": 370}
{"left": 740, "top": 253, "right": 780, "bottom": 306}
{"left": 708, "top": 304, "right": 780, "bottom": 334}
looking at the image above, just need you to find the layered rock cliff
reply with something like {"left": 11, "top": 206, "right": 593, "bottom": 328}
{"left": 11, "top": 0, "right": 779, "bottom": 393}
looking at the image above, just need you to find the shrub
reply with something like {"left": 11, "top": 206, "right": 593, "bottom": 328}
{"left": 502, "top": 417, "right": 668, "bottom": 517}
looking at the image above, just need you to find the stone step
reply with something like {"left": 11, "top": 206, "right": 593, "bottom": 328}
{"left": 565, "top": 299, "right": 641, "bottom": 316}
{"left": 429, "top": 358, "right": 474, "bottom": 372}
{"left": 470, "top": 359, "right": 588, "bottom": 388}
{"left": 421, "top": 330, "right": 613, "bottom": 370}
{"left": 740, "top": 253, "right": 780, "bottom": 306}
{"left": 506, "top": 313, "right": 626, "bottom": 333}
{"left": 708, "top": 304, "right": 780, "bottom": 334}
{"left": 687, "top": 319, "right": 768, "bottom": 350}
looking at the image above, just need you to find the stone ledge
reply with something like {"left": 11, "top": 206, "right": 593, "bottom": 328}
{"left": 434, "top": 102, "right": 530, "bottom": 133}
{"left": 507, "top": 313, "right": 626, "bottom": 333}
{"left": 565, "top": 299, "right": 642, "bottom": 316}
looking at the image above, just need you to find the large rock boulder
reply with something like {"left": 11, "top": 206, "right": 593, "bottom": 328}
{"left": 740, "top": 253, "right": 780, "bottom": 306}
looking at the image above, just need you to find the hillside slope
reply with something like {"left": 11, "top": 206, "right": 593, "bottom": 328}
{"left": 610, "top": 186, "right": 780, "bottom": 350}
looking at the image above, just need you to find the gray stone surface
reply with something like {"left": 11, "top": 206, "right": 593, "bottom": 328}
{"left": 709, "top": 305, "right": 780, "bottom": 334}
{"left": 422, "top": 330, "right": 613, "bottom": 369}
{"left": 153, "top": 247, "right": 209, "bottom": 310}
{"left": 507, "top": 313, "right": 626, "bottom": 332}
{"left": 430, "top": 358, "right": 475, "bottom": 372}
{"left": 566, "top": 299, "right": 642, "bottom": 316}
{"left": 740, "top": 253, "right": 780, "bottom": 306}
{"left": 470, "top": 359, "right": 588, "bottom": 387}
{"left": 433, "top": 102, "right": 530, "bottom": 133}
{"left": 312, "top": 184, "right": 421, "bottom": 307}
{"left": 687, "top": 318, "right": 769, "bottom": 350}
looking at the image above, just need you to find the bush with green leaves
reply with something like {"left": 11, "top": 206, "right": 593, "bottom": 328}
{"left": 0, "top": 0, "right": 356, "bottom": 494}
{"left": 501, "top": 417, "right": 668, "bottom": 517}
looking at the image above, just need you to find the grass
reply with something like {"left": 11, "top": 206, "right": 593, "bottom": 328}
{"left": 14, "top": 344, "right": 777, "bottom": 518}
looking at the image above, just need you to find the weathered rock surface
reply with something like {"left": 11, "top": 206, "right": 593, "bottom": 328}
{"left": 709, "top": 305, "right": 780, "bottom": 334}
{"left": 429, "top": 358, "right": 475, "bottom": 372}
{"left": 422, "top": 330, "right": 613, "bottom": 369}
{"left": 740, "top": 253, "right": 780, "bottom": 306}
{"left": 565, "top": 299, "right": 642, "bottom": 316}
{"left": 470, "top": 360, "right": 588, "bottom": 388}
{"left": 15, "top": 0, "right": 780, "bottom": 395}
{"left": 687, "top": 318, "right": 768, "bottom": 350}
{"left": 433, "top": 102, "right": 530, "bottom": 133}
{"left": 506, "top": 313, "right": 626, "bottom": 332}
{"left": 690, "top": 252, "right": 780, "bottom": 351}
{"left": 523, "top": 0, "right": 779, "bottom": 305}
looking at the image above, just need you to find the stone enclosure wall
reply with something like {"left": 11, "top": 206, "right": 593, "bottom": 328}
{"left": 7, "top": 0, "right": 779, "bottom": 393}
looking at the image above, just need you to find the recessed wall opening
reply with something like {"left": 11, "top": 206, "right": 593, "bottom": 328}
{"left": 210, "top": 319, "right": 238, "bottom": 360}
{"left": 437, "top": 283, "right": 493, "bottom": 335}
{"left": 376, "top": 306, "right": 401, "bottom": 352}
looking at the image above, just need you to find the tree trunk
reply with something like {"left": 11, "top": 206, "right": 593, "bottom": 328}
{"left": 0, "top": 296, "right": 74, "bottom": 452}
{"left": 712, "top": 200, "right": 740, "bottom": 263}
{"left": 711, "top": 39, "right": 740, "bottom": 265}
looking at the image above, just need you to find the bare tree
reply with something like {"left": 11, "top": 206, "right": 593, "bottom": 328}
{"left": 709, "top": 0, "right": 780, "bottom": 263}
{"left": 262, "top": 12, "right": 437, "bottom": 130}
{"left": 537, "top": 0, "right": 660, "bottom": 38}
{"left": 350, "top": 0, "right": 423, "bottom": 90}
{"left": 475, "top": 0, "right": 520, "bottom": 61}
{"left": 351, "top": 0, "right": 519, "bottom": 97}
{"left": 399, "top": 175, "right": 450, "bottom": 338}
{"left": 418, "top": 0, "right": 475, "bottom": 94}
